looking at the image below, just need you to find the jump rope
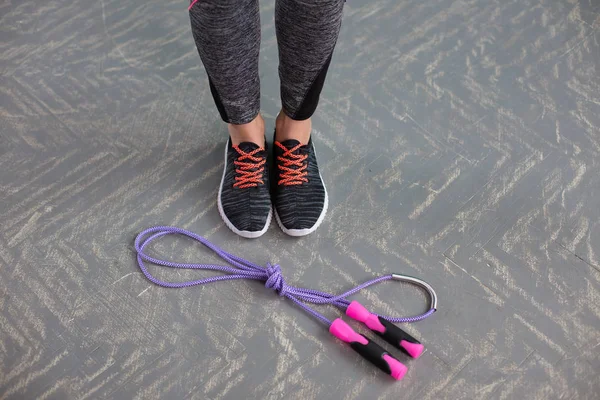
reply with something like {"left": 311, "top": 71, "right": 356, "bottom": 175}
{"left": 135, "top": 226, "right": 438, "bottom": 380}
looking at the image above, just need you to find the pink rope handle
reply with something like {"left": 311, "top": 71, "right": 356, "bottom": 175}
{"left": 188, "top": 0, "right": 199, "bottom": 11}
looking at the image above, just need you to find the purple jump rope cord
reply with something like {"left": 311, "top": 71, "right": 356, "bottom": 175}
{"left": 135, "top": 226, "right": 436, "bottom": 326}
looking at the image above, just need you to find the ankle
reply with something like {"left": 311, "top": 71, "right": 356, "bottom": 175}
{"left": 229, "top": 114, "right": 265, "bottom": 147}
{"left": 275, "top": 111, "right": 311, "bottom": 145}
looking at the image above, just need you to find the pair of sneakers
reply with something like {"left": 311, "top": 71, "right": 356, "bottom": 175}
{"left": 217, "top": 134, "right": 328, "bottom": 238}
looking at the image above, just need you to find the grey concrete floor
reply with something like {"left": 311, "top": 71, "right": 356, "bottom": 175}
{"left": 1, "top": 0, "right": 600, "bottom": 399}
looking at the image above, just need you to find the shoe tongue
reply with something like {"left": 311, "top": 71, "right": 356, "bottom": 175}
{"left": 279, "top": 139, "right": 308, "bottom": 155}
{"left": 280, "top": 139, "right": 301, "bottom": 148}
{"left": 237, "top": 141, "right": 263, "bottom": 153}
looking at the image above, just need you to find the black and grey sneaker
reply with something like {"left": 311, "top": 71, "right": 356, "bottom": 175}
{"left": 272, "top": 136, "right": 328, "bottom": 236}
{"left": 217, "top": 138, "right": 272, "bottom": 238}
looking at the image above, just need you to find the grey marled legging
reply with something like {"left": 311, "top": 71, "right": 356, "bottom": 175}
{"left": 189, "top": 0, "right": 344, "bottom": 124}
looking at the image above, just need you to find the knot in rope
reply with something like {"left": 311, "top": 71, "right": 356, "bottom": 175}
{"left": 264, "top": 263, "right": 287, "bottom": 296}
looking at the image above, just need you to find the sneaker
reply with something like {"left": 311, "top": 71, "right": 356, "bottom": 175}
{"left": 217, "top": 138, "right": 272, "bottom": 238}
{"left": 272, "top": 136, "right": 328, "bottom": 236}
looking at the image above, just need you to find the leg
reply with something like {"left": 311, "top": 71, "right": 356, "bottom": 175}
{"left": 189, "top": 0, "right": 264, "bottom": 146}
{"left": 272, "top": 0, "right": 344, "bottom": 236}
{"left": 275, "top": 0, "right": 344, "bottom": 144}
{"left": 190, "top": 0, "right": 271, "bottom": 238}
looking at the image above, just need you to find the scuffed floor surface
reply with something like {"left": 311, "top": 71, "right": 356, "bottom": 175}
{"left": 1, "top": 0, "right": 599, "bottom": 399}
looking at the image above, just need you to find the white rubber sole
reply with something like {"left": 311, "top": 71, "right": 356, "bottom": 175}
{"left": 217, "top": 140, "right": 272, "bottom": 239}
{"left": 275, "top": 173, "right": 329, "bottom": 237}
